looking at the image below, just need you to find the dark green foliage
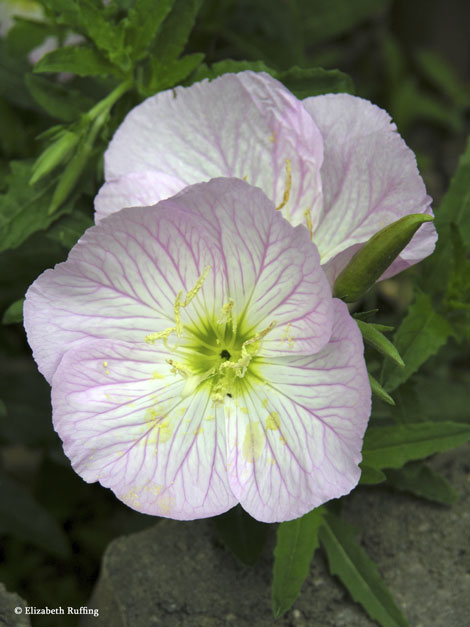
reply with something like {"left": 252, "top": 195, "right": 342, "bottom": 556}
{"left": 272, "top": 507, "right": 325, "bottom": 617}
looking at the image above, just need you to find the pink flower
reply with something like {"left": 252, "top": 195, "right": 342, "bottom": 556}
{"left": 96, "top": 71, "right": 437, "bottom": 284}
{"left": 24, "top": 179, "right": 370, "bottom": 522}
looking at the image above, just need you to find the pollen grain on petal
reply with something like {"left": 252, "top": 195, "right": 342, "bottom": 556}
{"left": 242, "top": 421, "right": 265, "bottom": 463}
{"left": 266, "top": 411, "right": 280, "bottom": 431}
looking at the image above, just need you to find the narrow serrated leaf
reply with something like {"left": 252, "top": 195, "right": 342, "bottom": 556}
{"left": 34, "top": 45, "right": 119, "bottom": 78}
{"left": 382, "top": 293, "right": 452, "bottom": 392}
{"left": 151, "top": 0, "right": 204, "bottom": 64}
{"left": 193, "top": 60, "right": 354, "bottom": 97}
{"left": 124, "top": 0, "right": 175, "bottom": 62}
{"left": 362, "top": 422, "right": 470, "bottom": 470}
{"left": 272, "top": 507, "right": 325, "bottom": 618}
{"left": 319, "top": 512, "right": 409, "bottom": 627}
{"left": 385, "top": 462, "right": 459, "bottom": 505}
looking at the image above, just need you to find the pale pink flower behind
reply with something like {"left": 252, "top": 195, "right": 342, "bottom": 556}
{"left": 95, "top": 71, "right": 437, "bottom": 285}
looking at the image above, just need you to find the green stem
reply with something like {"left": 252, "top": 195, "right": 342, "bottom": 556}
{"left": 88, "top": 79, "right": 133, "bottom": 122}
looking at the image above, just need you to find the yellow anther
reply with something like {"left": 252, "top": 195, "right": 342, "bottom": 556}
{"left": 304, "top": 207, "right": 314, "bottom": 241}
{"left": 174, "top": 291, "right": 183, "bottom": 336}
{"left": 276, "top": 158, "right": 292, "bottom": 212}
{"left": 167, "top": 359, "right": 192, "bottom": 378}
{"left": 183, "top": 265, "right": 211, "bottom": 307}
{"left": 218, "top": 298, "right": 237, "bottom": 334}
{"left": 145, "top": 266, "right": 210, "bottom": 345}
{"left": 145, "top": 326, "right": 177, "bottom": 345}
{"left": 243, "top": 320, "right": 277, "bottom": 349}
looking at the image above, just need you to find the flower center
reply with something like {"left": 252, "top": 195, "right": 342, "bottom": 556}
{"left": 145, "top": 267, "right": 275, "bottom": 403}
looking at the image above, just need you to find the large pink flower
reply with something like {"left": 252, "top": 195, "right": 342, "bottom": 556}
{"left": 95, "top": 71, "right": 437, "bottom": 284}
{"left": 24, "top": 179, "right": 370, "bottom": 522}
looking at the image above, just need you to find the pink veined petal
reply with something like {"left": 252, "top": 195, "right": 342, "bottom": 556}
{"left": 24, "top": 187, "right": 224, "bottom": 384}
{"left": 159, "top": 178, "right": 334, "bottom": 356}
{"left": 225, "top": 299, "right": 371, "bottom": 523}
{"left": 24, "top": 178, "right": 332, "bottom": 386}
{"left": 94, "top": 170, "right": 185, "bottom": 223}
{"left": 303, "top": 93, "right": 437, "bottom": 281}
{"left": 51, "top": 339, "right": 237, "bottom": 519}
{"left": 101, "top": 71, "right": 324, "bottom": 224}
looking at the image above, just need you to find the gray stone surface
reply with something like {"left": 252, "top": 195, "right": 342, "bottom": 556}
{"left": 81, "top": 445, "right": 470, "bottom": 627}
{"left": 0, "top": 583, "right": 31, "bottom": 627}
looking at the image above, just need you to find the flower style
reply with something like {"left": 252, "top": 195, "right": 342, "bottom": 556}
{"left": 24, "top": 179, "right": 370, "bottom": 522}
{"left": 95, "top": 71, "right": 437, "bottom": 284}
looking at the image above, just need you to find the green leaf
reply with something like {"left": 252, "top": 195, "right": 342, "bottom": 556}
{"left": 33, "top": 44, "right": 119, "bottom": 77}
{"left": 214, "top": 505, "right": 269, "bottom": 565}
{"left": 151, "top": 0, "right": 204, "bottom": 64}
{"left": 300, "top": 0, "right": 390, "bottom": 46}
{"left": 319, "top": 512, "right": 409, "bottom": 627}
{"left": 359, "top": 465, "right": 386, "bottom": 485}
{"left": 46, "top": 210, "right": 93, "bottom": 248}
{"left": 2, "top": 299, "right": 24, "bottom": 324}
{"left": 124, "top": 0, "right": 175, "bottom": 62}
{"left": 333, "top": 214, "right": 434, "bottom": 302}
{"left": 415, "top": 49, "right": 470, "bottom": 109}
{"left": 435, "top": 139, "right": 470, "bottom": 242}
{"left": 25, "top": 73, "right": 94, "bottom": 121}
{"left": 193, "top": 61, "right": 354, "bottom": 98}
{"left": 385, "top": 462, "right": 459, "bottom": 506}
{"left": 381, "top": 293, "right": 452, "bottom": 392}
{"left": 146, "top": 52, "right": 204, "bottom": 94}
{"left": 0, "top": 41, "right": 37, "bottom": 109}
{"left": 272, "top": 507, "right": 325, "bottom": 618}
{"left": 0, "top": 472, "right": 71, "bottom": 557}
{"left": 276, "top": 66, "right": 354, "bottom": 98}
{"left": 442, "top": 225, "right": 470, "bottom": 340}
{"left": 356, "top": 319, "right": 404, "bottom": 367}
{"left": 362, "top": 422, "right": 470, "bottom": 470}
{"left": 369, "top": 373, "right": 395, "bottom": 406}
{"left": 422, "top": 139, "right": 470, "bottom": 295}
{"left": 5, "top": 17, "right": 53, "bottom": 58}
{"left": 0, "top": 161, "right": 72, "bottom": 252}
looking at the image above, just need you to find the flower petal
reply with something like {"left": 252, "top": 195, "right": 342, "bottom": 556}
{"left": 155, "top": 178, "right": 334, "bottom": 356}
{"left": 94, "top": 170, "right": 185, "bottom": 223}
{"left": 101, "top": 71, "right": 324, "bottom": 224}
{"left": 24, "top": 178, "right": 331, "bottom": 385}
{"left": 52, "top": 339, "right": 237, "bottom": 519}
{"left": 303, "top": 93, "right": 437, "bottom": 280}
{"left": 24, "top": 190, "right": 219, "bottom": 383}
{"left": 225, "top": 299, "right": 371, "bottom": 522}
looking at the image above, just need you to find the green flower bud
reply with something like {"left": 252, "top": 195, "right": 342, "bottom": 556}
{"left": 333, "top": 214, "right": 434, "bottom": 302}
{"left": 30, "top": 129, "right": 79, "bottom": 185}
{"left": 356, "top": 319, "right": 405, "bottom": 368}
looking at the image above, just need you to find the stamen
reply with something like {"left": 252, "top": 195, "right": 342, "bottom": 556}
{"left": 145, "top": 326, "right": 177, "bottom": 345}
{"left": 145, "top": 265, "right": 211, "bottom": 344}
{"left": 218, "top": 298, "right": 237, "bottom": 335}
{"left": 303, "top": 207, "right": 314, "bottom": 241}
{"left": 276, "top": 158, "right": 292, "bottom": 212}
{"left": 183, "top": 265, "right": 211, "bottom": 307}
